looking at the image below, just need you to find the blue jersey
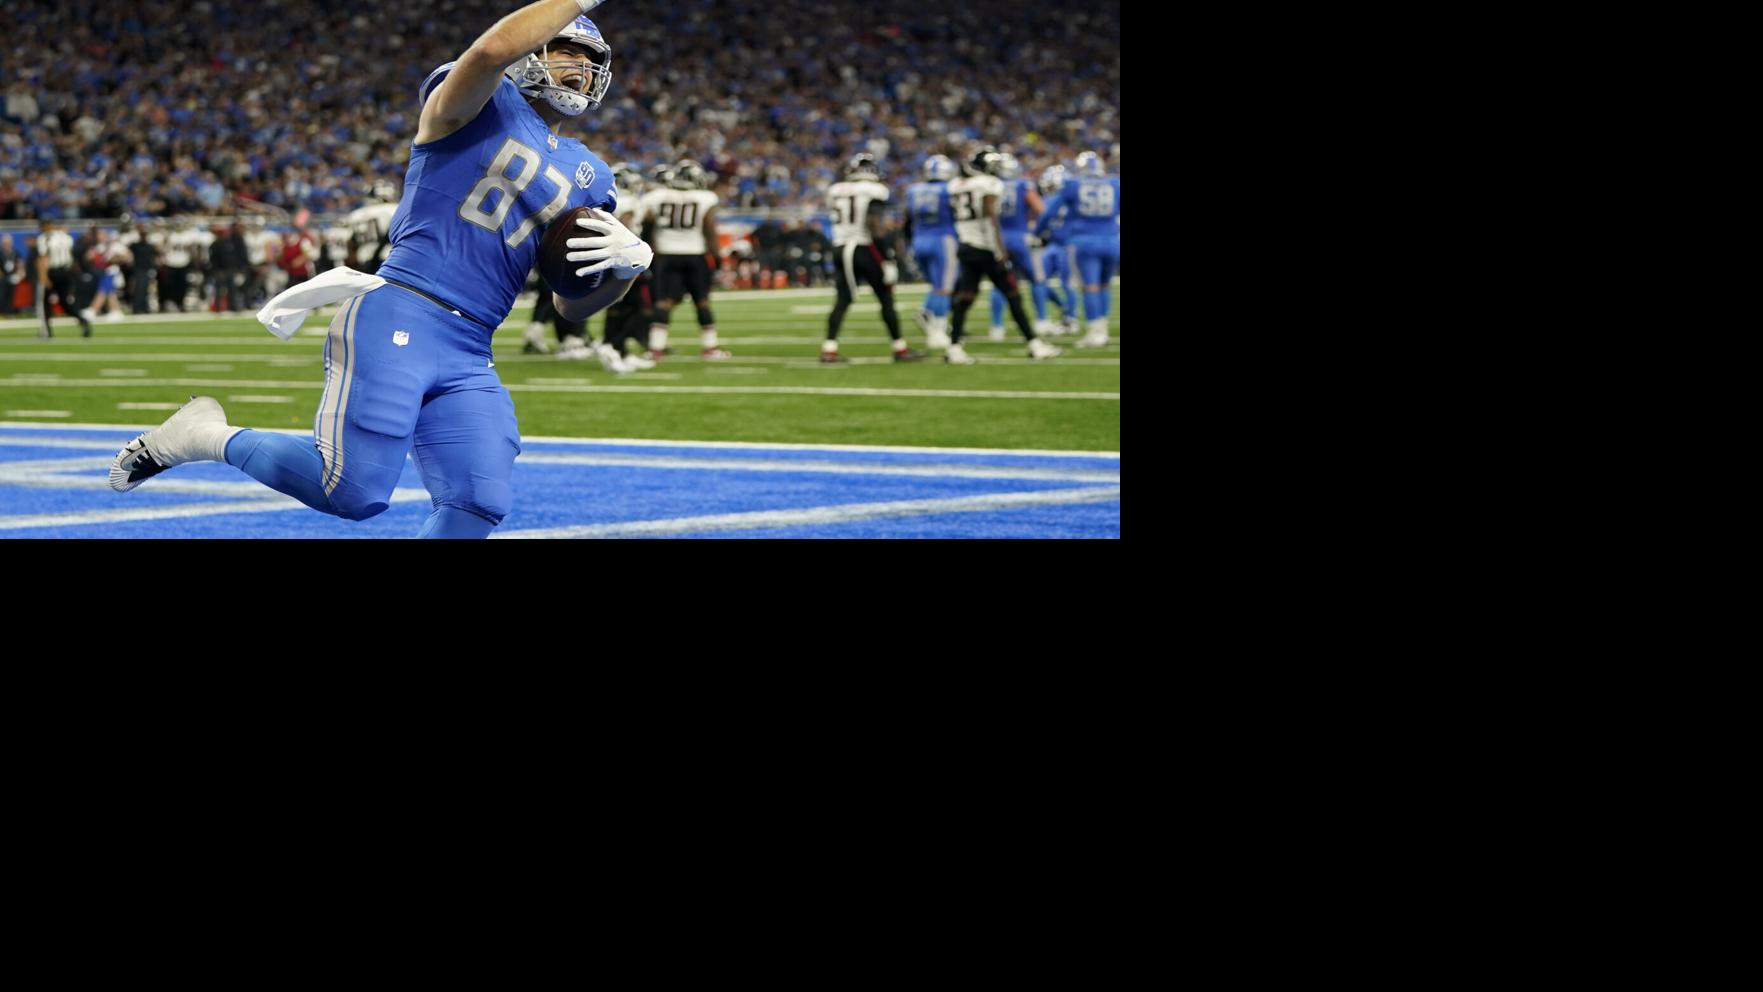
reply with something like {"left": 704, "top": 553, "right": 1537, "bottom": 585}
{"left": 904, "top": 181, "right": 955, "bottom": 239}
{"left": 998, "top": 178, "right": 1034, "bottom": 236}
{"left": 1035, "top": 176, "right": 1119, "bottom": 241}
{"left": 377, "top": 65, "right": 617, "bottom": 329}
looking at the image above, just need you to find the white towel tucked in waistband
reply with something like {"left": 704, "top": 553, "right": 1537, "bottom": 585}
{"left": 256, "top": 266, "right": 387, "bottom": 341}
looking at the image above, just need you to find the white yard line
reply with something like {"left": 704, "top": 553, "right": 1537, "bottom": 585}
{"left": 0, "top": 422, "right": 1120, "bottom": 458}
{"left": 498, "top": 485, "right": 1121, "bottom": 539}
{"left": 1, "top": 378, "right": 1120, "bottom": 400}
{"left": 518, "top": 452, "right": 1119, "bottom": 483}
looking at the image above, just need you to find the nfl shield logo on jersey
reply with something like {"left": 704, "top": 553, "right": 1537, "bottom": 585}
{"left": 393, "top": 330, "right": 410, "bottom": 347}
{"left": 576, "top": 162, "right": 595, "bottom": 190}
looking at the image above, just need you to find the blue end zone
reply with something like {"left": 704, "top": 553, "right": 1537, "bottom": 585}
{"left": 0, "top": 427, "right": 1120, "bottom": 539}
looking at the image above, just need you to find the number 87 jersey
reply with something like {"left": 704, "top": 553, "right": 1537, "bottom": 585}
{"left": 376, "top": 62, "right": 618, "bottom": 331}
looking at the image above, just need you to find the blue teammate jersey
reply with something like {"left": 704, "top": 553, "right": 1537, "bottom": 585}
{"left": 377, "top": 64, "right": 617, "bottom": 329}
{"left": 904, "top": 181, "right": 955, "bottom": 239}
{"left": 1041, "top": 199, "right": 1072, "bottom": 246}
{"left": 1035, "top": 176, "right": 1120, "bottom": 241}
{"left": 998, "top": 178, "right": 1034, "bottom": 237}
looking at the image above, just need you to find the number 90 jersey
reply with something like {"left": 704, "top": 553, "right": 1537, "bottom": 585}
{"left": 377, "top": 64, "right": 617, "bottom": 330}
{"left": 826, "top": 180, "right": 890, "bottom": 246}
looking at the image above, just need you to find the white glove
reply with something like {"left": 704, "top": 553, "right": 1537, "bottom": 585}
{"left": 881, "top": 261, "right": 898, "bottom": 286}
{"left": 566, "top": 208, "right": 654, "bottom": 281}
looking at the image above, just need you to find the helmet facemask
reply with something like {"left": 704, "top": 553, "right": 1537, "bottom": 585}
{"left": 507, "top": 32, "right": 612, "bottom": 117}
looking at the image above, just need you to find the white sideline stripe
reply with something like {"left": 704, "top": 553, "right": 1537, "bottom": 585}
{"left": 0, "top": 454, "right": 431, "bottom": 531}
{"left": 0, "top": 341, "right": 1119, "bottom": 356}
{"left": 117, "top": 402, "right": 184, "bottom": 411}
{"left": 0, "top": 312, "right": 260, "bottom": 329}
{"left": 0, "top": 423, "right": 1120, "bottom": 458}
{"left": 0, "top": 454, "right": 420, "bottom": 495}
{"left": 1, "top": 378, "right": 1121, "bottom": 401}
{"left": 227, "top": 395, "right": 295, "bottom": 403}
{"left": 187, "top": 364, "right": 238, "bottom": 371}
{"left": 1, "top": 438, "right": 141, "bottom": 451}
{"left": 505, "top": 350, "right": 1120, "bottom": 365}
{"left": 0, "top": 456, "right": 302, "bottom": 496}
{"left": 0, "top": 353, "right": 304, "bottom": 362}
{"left": 0, "top": 337, "right": 300, "bottom": 346}
{"left": 4, "top": 410, "right": 71, "bottom": 417}
{"left": 0, "top": 489, "right": 431, "bottom": 531}
{"left": 98, "top": 369, "right": 149, "bottom": 376}
{"left": 0, "top": 497, "right": 302, "bottom": 530}
{"left": 497, "top": 485, "right": 1122, "bottom": 539}
{"left": 0, "top": 283, "right": 1106, "bottom": 330}
{"left": 519, "top": 452, "right": 1119, "bottom": 483}
{"left": 0, "top": 283, "right": 1119, "bottom": 330}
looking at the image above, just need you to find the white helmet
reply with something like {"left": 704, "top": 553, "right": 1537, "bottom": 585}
{"left": 1074, "top": 151, "right": 1106, "bottom": 178}
{"left": 1038, "top": 165, "right": 1067, "bottom": 195}
{"left": 504, "top": 15, "right": 613, "bottom": 117}
{"left": 995, "top": 153, "right": 1022, "bottom": 180}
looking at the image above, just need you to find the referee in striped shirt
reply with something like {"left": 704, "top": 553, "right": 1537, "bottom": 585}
{"left": 34, "top": 219, "right": 93, "bottom": 339}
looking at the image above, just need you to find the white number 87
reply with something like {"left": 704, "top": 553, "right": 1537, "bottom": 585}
{"left": 459, "top": 137, "right": 573, "bottom": 247}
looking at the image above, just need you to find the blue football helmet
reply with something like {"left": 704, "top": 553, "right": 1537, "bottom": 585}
{"left": 1074, "top": 151, "right": 1106, "bottom": 178}
{"left": 1038, "top": 165, "right": 1067, "bottom": 195}
{"left": 922, "top": 154, "right": 957, "bottom": 182}
{"left": 503, "top": 16, "right": 613, "bottom": 116}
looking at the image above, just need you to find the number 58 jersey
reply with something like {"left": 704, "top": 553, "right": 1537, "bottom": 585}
{"left": 377, "top": 64, "right": 618, "bottom": 331}
{"left": 1043, "top": 175, "right": 1120, "bottom": 241}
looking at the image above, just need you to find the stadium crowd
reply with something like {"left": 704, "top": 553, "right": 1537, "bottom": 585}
{"left": 0, "top": 0, "right": 1119, "bottom": 221}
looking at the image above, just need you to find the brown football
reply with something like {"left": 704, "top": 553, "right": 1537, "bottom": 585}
{"left": 537, "top": 205, "right": 606, "bottom": 299}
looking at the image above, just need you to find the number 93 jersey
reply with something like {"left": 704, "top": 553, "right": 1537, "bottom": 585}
{"left": 377, "top": 63, "right": 618, "bottom": 331}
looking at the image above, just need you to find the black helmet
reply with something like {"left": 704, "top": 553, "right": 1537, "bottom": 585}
{"left": 843, "top": 153, "right": 881, "bottom": 181}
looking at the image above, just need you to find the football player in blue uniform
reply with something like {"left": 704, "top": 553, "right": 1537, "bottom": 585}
{"left": 986, "top": 153, "right": 1052, "bottom": 341}
{"left": 1034, "top": 150, "right": 1118, "bottom": 348}
{"left": 903, "top": 154, "right": 958, "bottom": 349}
{"left": 108, "top": 0, "right": 651, "bottom": 538}
{"left": 1036, "top": 164, "right": 1080, "bottom": 334}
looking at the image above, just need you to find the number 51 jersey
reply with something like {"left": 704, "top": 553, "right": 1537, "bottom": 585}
{"left": 377, "top": 64, "right": 618, "bottom": 331}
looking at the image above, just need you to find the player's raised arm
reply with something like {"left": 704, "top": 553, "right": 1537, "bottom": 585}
{"left": 1034, "top": 182, "right": 1070, "bottom": 241}
{"left": 417, "top": 0, "right": 612, "bottom": 143}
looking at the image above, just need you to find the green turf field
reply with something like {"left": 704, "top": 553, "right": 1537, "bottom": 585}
{"left": 0, "top": 284, "right": 1120, "bottom": 451}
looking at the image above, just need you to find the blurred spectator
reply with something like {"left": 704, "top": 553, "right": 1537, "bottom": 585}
{"left": 209, "top": 223, "right": 247, "bottom": 312}
{"left": 278, "top": 227, "right": 318, "bottom": 290}
{"left": 1, "top": 0, "right": 1118, "bottom": 220}
{"left": 1, "top": 236, "right": 23, "bottom": 314}
{"left": 123, "top": 220, "right": 157, "bottom": 313}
